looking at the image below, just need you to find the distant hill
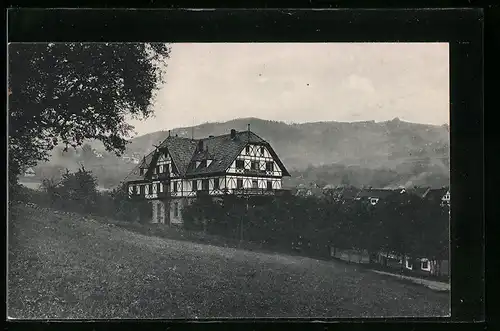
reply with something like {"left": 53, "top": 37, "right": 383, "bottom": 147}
{"left": 35, "top": 117, "right": 450, "bottom": 189}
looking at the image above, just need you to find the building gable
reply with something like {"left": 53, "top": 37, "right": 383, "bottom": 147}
{"left": 182, "top": 130, "right": 290, "bottom": 177}
{"left": 124, "top": 129, "right": 290, "bottom": 183}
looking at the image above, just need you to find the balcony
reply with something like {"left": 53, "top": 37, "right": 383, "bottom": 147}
{"left": 243, "top": 168, "right": 267, "bottom": 175}
{"left": 232, "top": 188, "right": 291, "bottom": 196}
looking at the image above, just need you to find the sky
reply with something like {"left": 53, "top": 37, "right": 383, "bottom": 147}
{"left": 129, "top": 43, "right": 449, "bottom": 136}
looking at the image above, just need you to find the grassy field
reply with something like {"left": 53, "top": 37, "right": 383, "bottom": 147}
{"left": 8, "top": 204, "right": 450, "bottom": 319}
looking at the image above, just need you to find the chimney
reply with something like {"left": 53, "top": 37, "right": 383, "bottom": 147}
{"left": 198, "top": 140, "right": 204, "bottom": 151}
{"left": 230, "top": 129, "right": 237, "bottom": 139}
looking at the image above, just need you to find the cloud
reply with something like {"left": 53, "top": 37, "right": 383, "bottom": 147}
{"left": 129, "top": 43, "right": 449, "bottom": 136}
{"left": 345, "top": 74, "right": 376, "bottom": 95}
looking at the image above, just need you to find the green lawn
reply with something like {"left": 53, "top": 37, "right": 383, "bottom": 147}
{"left": 8, "top": 204, "right": 450, "bottom": 319}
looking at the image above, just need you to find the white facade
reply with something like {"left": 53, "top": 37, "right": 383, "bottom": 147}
{"left": 127, "top": 138, "right": 288, "bottom": 225}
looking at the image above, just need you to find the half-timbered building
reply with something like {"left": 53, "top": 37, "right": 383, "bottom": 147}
{"left": 124, "top": 128, "right": 291, "bottom": 225}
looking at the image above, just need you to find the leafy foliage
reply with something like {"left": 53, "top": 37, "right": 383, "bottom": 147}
{"left": 8, "top": 43, "right": 170, "bottom": 182}
{"left": 33, "top": 117, "right": 449, "bottom": 189}
{"left": 183, "top": 192, "right": 450, "bottom": 266}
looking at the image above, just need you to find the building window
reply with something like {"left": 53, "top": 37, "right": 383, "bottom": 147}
{"left": 421, "top": 260, "right": 429, "bottom": 270}
{"left": 236, "top": 160, "right": 244, "bottom": 169}
{"left": 214, "top": 178, "right": 220, "bottom": 189}
{"left": 245, "top": 146, "right": 250, "bottom": 154}
{"left": 267, "top": 181, "right": 273, "bottom": 190}
{"left": 149, "top": 184, "right": 153, "bottom": 193}
{"left": 173, "top": 181, "right": 178, "bottom": 192}
{"left": 202, "top": 179, "right": 209, "bottom": 191}
{"left": 252, "top": 180, "right": 258, "bottom": 189}
{"left": 260, "top": 146, "right": 265, "bottom": 156}
{"left": 140, "top": 168, "right": 144, "bottom": 176}
{"left": 237, "top": 179, "right": 243, "bottom": 189}
{"left": 140, "top": 185, "right": 145, "bottom": 195}
{"left": 135, "top": 185, "right": 140, "bottom": 194}
{"left": 199, "top": 160, "right": 207, "bottom": 168}
{"left": 405, "top": 260, "right": 413, "bottom": 270}
{"left": 156, "top": 166, "right": 160, "bottom": 174}
{"left": 174, "top": 202, "right": 178, "bottom": 217}
{"left": 192, "top": 180, "right": 198, "bottom": 191}
{"left": 251, "top": 161, "right": 259, "bottom": 170}
{"left": 266, "top": 161, "right": 274, "bottom": 171}
{"left": 157, "top": 183, "right": 161, "bottom": 193}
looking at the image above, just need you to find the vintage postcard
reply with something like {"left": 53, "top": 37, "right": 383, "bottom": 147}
{"left": 8, "top": 42, "right": 450, "bottom": 319}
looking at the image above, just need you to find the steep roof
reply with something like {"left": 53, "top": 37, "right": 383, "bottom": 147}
{"left": 123, "top": 150, "right": 156, "bottom": 182}
{"left": 160, "top": 136, "right": 198, "bottom": 176}
{"left": 124, "top": 130, "right": 290, "bottom": 182}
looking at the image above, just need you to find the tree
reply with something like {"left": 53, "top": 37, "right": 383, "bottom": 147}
{"left": 8, "top": 43, "right": 170, "bottom": 184}
{"left": 58, "top": 167, "right": 99, "bottom": 213}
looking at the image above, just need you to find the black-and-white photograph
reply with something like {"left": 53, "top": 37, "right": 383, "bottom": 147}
{"left": 8, "top": 42, "right": 450, "bottom": 319}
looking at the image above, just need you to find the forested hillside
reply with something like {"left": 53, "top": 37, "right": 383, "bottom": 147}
{"left": 27, "top": 117, "right": 449, "bottom": 189}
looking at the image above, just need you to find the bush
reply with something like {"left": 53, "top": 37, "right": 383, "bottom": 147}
{"left": 182, "top": 191, "right": 449, "bottom": 263}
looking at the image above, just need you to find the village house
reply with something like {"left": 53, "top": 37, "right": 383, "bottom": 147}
{"left": 23, "top": 167, "right": 36, "bottom": 177}
{"left": 124, "top": 128, "right": 291, "bottom": 225}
